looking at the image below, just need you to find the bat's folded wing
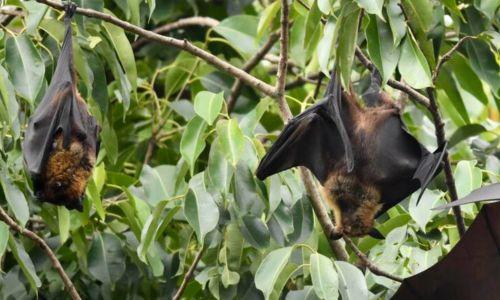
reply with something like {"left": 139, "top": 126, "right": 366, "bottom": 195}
{"left": 256, "top": 103, "right": 344, "bottom": 184}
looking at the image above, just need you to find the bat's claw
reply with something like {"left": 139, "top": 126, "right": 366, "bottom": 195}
{"left": 330, "top": 229, "right": 344, "bottom": 240}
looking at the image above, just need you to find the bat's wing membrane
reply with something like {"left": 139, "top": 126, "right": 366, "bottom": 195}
{"left": 256, "top": 102, "right": 344, "bottom": 184}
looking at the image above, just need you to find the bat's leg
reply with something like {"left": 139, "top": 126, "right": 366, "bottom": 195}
{"left": 319, "top": 185, "right": 344, "bottom": 239}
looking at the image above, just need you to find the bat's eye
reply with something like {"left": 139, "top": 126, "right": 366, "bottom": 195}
{"left": 54, "top": 181, "right": 66, "bottom": 190}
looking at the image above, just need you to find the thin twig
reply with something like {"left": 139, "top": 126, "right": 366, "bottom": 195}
{"left": 36, "top": 0, "right": 277, "bottom": 98}
{"left": 285, "top": 73, "right": 322, "bottom": 90}
{"left": 426, "top": 89, "right": 466, "bottom": 236}
{"left": 313, "top": 73, "right": 325, "bottom": 99}
{"left": 132, "top": 16, "right": 220, "bottom": 50}
{"left": 172, "top": 248, "right": 204, "bottom": 300}
{"left": 344, "top": 237, "right": 403, "bottom": 282}
{"left": 354, "top": 48, "right": 430, "bottom": 108}
{"left": 0, "top": 207, "right": 81, "bottom": 299}
{"left": 432, "top": 36, "right": 475, "bottom": 83}
{"left": 276, "top": 0, "right": 292, "bottom": 120}
{"left": 227, "top": 31, "right": 280, "bottom": 113}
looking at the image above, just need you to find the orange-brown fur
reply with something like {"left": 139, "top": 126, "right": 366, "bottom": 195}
{"left": 40, "top": 132, "right": 95, "bottom": 210}
{"left": 321, "top": 172, "right": 382, "bottom": 237}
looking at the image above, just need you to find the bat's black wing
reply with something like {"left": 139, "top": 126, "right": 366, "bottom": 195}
{"left": 23, "top": 4, "right": 99, "bottom": 178}
{"left": 256, "top": 101, "right": 345, "bottom": 184}
{"left": 433, "top": 183, "right": 500, "bottom": 210}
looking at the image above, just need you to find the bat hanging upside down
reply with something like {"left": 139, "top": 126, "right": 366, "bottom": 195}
{"left": 256, "top": 69, "right": 445, "bottom": 238}
{"left": 23, "top": 4, "right": 100, "bottom": 211}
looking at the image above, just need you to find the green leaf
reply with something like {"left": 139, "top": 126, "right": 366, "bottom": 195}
{"left": 8, "top": 236, "right": 41, "bottom": 291}
{"left": 336, "top": 3, "right": 361, "bottom": 86}
{"left": 214, "top": 15, "right": 259, "bottom": 57}
{"left": 206, "top": 138, "right": 233, "bottom": 193}
{"left": 435, "top": 68, "right": 470, "bottom": 124}
{"left": 184, "top": 173, "right": 220, "bottom": 244}
{"left": 454, "top": 160, "right": 483, "bottom": 215}
{"left": 310, "top": 253, "right": 338, "bottom": 300}
{"left": 0, "top": 66, "right": 21, "bottom": 138}
{"left": 366, "top": 15, "right": 401, "bottom": 84}
{"left": 386, "top": 0, "right": 406, "bottom": 46}
{"left": 103, "top": 21, "right": 137, "bottom": 93}
{"left": 101, "top": 119, "right": 118, "bottom": 164}
{"left": 24, "top": 2, "right": 48, "bottom": 36}
{"left": 138, "top": 202, "right": 179, "bottom": 262}
{"left": 86, "top": 179, "right": 105, "bottom": 220}
{"left": 216, "top": 119, "right": 246, "bottom": 166}
{"left": 398, "top": 34, "right": 432, "bottom": 89}
{"left": 240, "top": 98, "right": 271, "bottom": 136}
{"left": 409, "top": 189, "right": 445, "bottom": 231}
{"left": 255, "top": 247, "right": 293, "bottom": 299}
{"left": 257, "top": 1, "right": 280, "bottom": 39}
{"left": 234, "top": 163, "right": 265, "bottom": 216}
{"left": 400, "top": 0, "right": 433, "bottom": 34}
{"left": 88, "top": 233, "right": 126, "bottom": 285}
{"left": 305, "top": 1, "right": 322, "bottom": 48}
{"left": 318, "top": 0, "right": 334, "bottom": 14}
{"left": 335, "top": 261, "right": 369, "bottom": 300}
{"left": 58, "top": 206, "right": 70, "bottom": 244}
{"left": 287, "top": 196, "right": 314, "bottom": 244}
{"left": 0, "top": 174, "right": 29, "bottom": 227}
{"left": 449, "top": 124, "right": 487, "bottom": 148}
{"left": 239, "top": 215, "right": 270, "bottom": 249}
{"left": 140, "top": 165, "right": 176, "bottom": 205}
{"left": 354, "top": 0, "right": 384, "bottom": 19}
{"left": 194, "top": 91, "right": 224, "bottom": 125}
{"left": 0, "top": 222, "right": 8, "bottom": 258}
{"left": 180, "top": 116, "right": 208, "bottom": 175}
{"left": 5, "top": 34, "right": 45, "bottom": 103}
{"left": 317, "top": 19, "right": 336, "bottom": 75}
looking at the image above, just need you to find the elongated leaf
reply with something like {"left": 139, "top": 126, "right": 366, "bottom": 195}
{"left": 214, "top": 15, "right": 259, "bottom": 56}
{"left": 103, "top": 21, "right": 137, "bottom": 92}
{"left": 310, "top": 253, "right": 338, "bottom": 300}
{"left": 386, "top": 0, "right": 406, "bottom": 46}
{"left": 140, "top": 165, "right": 176, "bottom": 205}
{"left": 9, "top": 236, "right": 41, "bottom": 292}
{"left": 138, "top": 202, "right": 180, "bottom": 262}
{"left": 257, "top": 1, "right": 280, "bottom": 39}
{"left": 366, "top": 15, "right": 401, "bottom": 84}
{"left": 184, "top": 173, "right": 219, "bottom": 244}
{"left": 354, "top": 0, "right": 384, "bottom": 19}
{"left": 194, "top": 91, "right": 224, "bottom": 125}
{"left": 398, "top": 34, "right": 432, "bottom": 88}
{"left": 5, "top": 34, "right": 45, "bottom": 103}
{"left": 255, "top": 247, "right": 293, "bottom": 299}
{"left": 58, "top": 206, "right": 70, "bottom": 244}
{"left": 454, "top": 160, "right": 483, "bottom": 215}
{"left": 0, "top": 222, "right": 8, "bottom": 259}
{"left": 317, "top": 19, "right": 336, "bottom": 75}
{"left": 239, "top": 215, "right": 270, "bottom": 249}
{"left": 0, "top": 66, "right": 21, "bottom": 138}
{"left": 449, "top": 124, "right": 487, "bottom": 148}
{"left": 337, "top": 3, "right": 361, "bottom": 86}
{"left": 217, "top": 119, "right": 246, "bottom": 166}
{"left": 335, "top": 261, "right": 369, "bottom": 300}
{"left": 88, "top": 233, "right": 126, "bottom": 284}
{"left": 409, "top": 189, "right": 445, "bottom": 231}
{"left": 181, "top": 116, "right": 208, "bottom": 174}
{"left": 0, "top": 174, "right": 29, "bottom": 227}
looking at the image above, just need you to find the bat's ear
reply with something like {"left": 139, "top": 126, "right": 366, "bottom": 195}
{"left": 362, "top": 68, "right": 382, "bottom": 107}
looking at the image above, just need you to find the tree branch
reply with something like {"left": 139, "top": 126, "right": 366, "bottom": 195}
{"left": 354, "top": 48, "right": 430, "bottom": 108}
{"left": 432, "top": 36, "right": 475, "bottom": 83}
{"left": 172, "top": 248, "right": 204, "bottom": 300}
{"left": 276, "top": 0, "right": 293, "bottom": 120}
{"left": 426, "top": 89, "right": 466, "bottom": 236}
{"left": 344, "top": 237, "right": 403, "bottom": 282}
{"left": 0, "top": 207, "right": 81, "bottom": 300}
{"left": 35, "top": 0, "right": 277, "bottom": 98}
{"left": 132, "top": 16, "right": 220, "bottom": 50}
{"left": 228, "top": 31, "right": 280, "bottom": 113}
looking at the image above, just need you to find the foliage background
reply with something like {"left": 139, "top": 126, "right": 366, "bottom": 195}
{"left": 0, "top": 0, "right": 498, "bottom": 299}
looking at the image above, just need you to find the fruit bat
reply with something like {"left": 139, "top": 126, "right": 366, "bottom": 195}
{"left": 393, "top": 200, "right": 500, "bottom": 299}
{"left": 256, "top": 68, "right": 445, "bottom": 238}
{"left": 23, "top": 3, "right": 100, "bottom": 212}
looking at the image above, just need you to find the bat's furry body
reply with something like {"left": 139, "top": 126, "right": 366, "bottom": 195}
{"left": 23, "top": 4, "right": 99, "bottom": 211}
{"left": 256, "top": 70, "right": 444, "bottom": 238}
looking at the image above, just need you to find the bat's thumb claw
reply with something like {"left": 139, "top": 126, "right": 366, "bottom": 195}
{"left": 329, "top": 230, "right": 343, "bottom": 240}
{"left": 64, "top": 1, "right": 78, "bottom": 18}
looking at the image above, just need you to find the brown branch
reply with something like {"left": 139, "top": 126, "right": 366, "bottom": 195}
{"left": 228, "top": 31, "right": 280, "bottom": 113}
{"left": 344, "top": 237, "right": 403, "bottom": 282}
{"left": 354, "top": 48, "right": 430, "bottom": 108}
{"left": 36, "top": 0, "right": 277, "bottom": 98}
{"left": 0, "top": 207, "right": 81, "bottom": 299}
{"left": 276, "top": 0, "right": 292, "bottom": 120}
{"left": 132, "top": 16, "right": 220, "bottom": 50}
{"left": 432, "top": 36, "right": 475, "bottom": 83}
{"left": 426, "top": 89, "right": 466, "bottom": 236}
{"left": 300, "top": 169, "right": 348, "bottom": 261}
{"left": 284, "top": 73, "right": 322, "bottom": 90}
{"left": 172, "top": 248, "right": 204, "bottom": 300}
